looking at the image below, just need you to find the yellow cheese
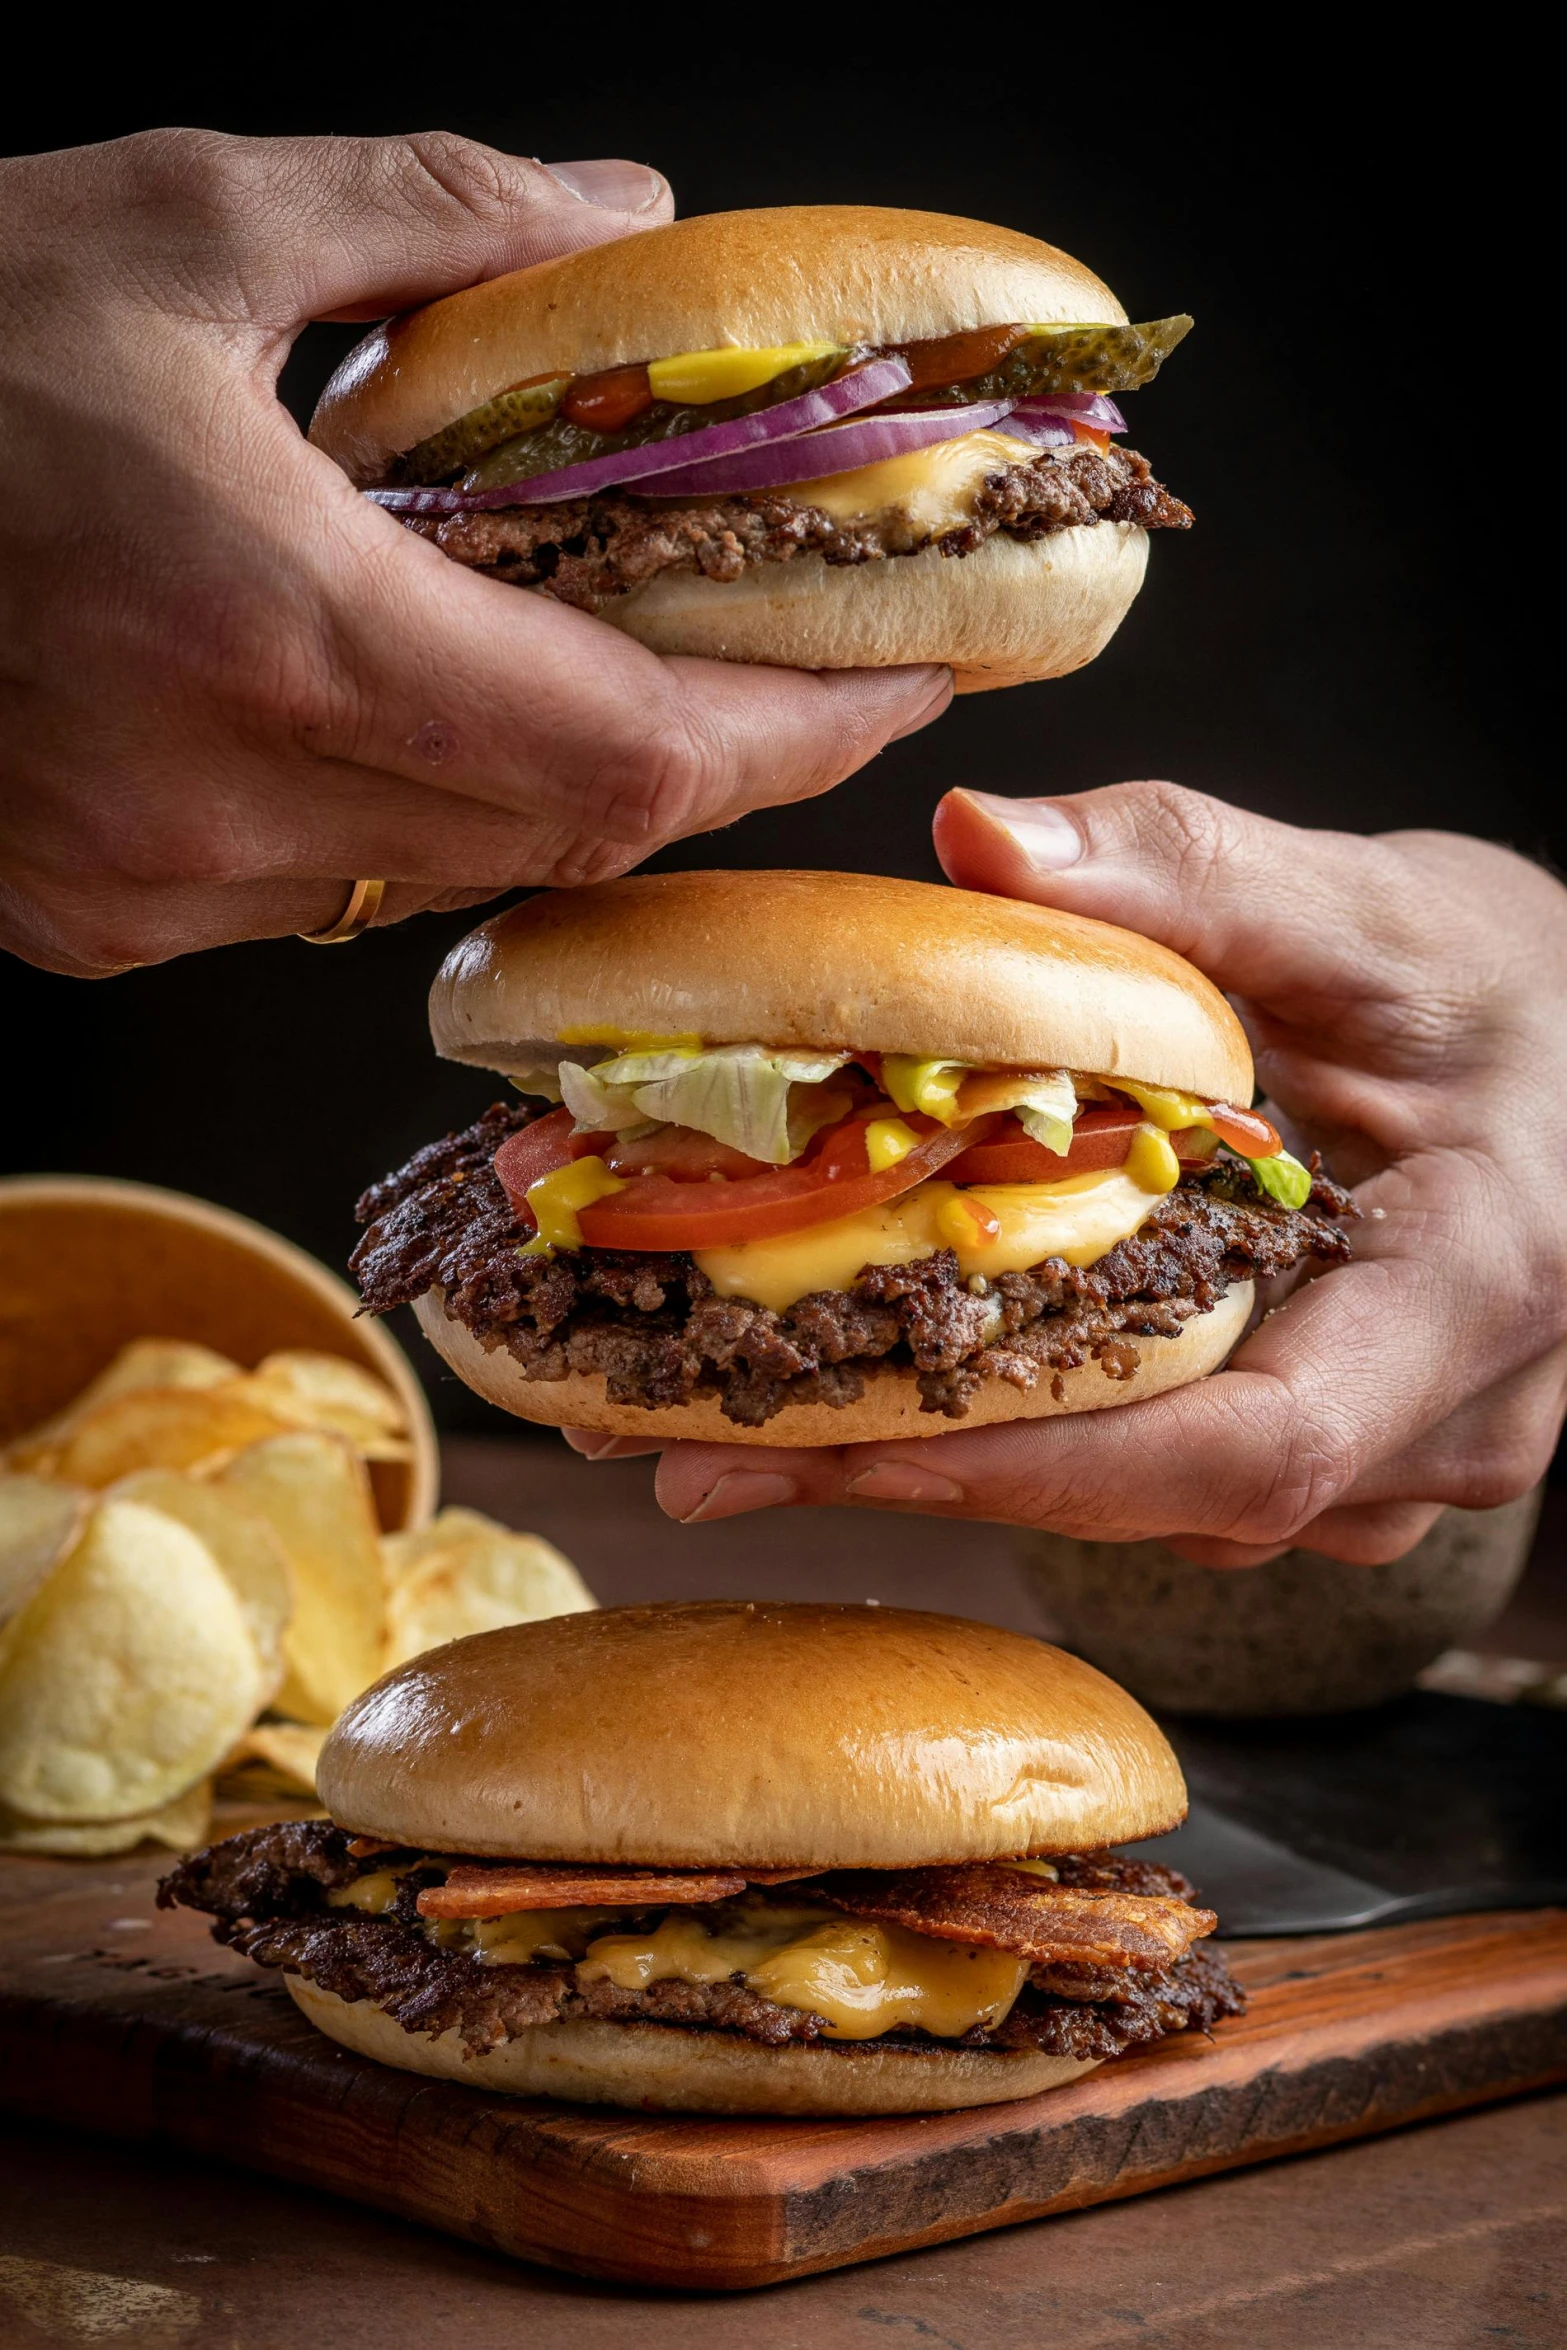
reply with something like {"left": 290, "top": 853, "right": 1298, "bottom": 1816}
{"left": 784, "top": 429, "right": 1028, "bottom": 529}
{"left": 648, "top": 342, "right": 841, "bottom": 404}
{"left": 694, "top": 1165, "right": 1168, "bottom": 1313}
{"left": 469, "top": 1908, "right": 624, "bottom": 1965}
{"left": 327, "top": 1867, "right": 410, "bottom": 1915}
{"left": 694, "top": 1189, "right": 949, "bottom": 1314}
{"left": 575, "top": 1901, "right": 1027, "bottom": 2041}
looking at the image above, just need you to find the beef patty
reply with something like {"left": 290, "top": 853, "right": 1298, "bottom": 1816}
{"left": 160, "top": 1822, "right": 1244, "bottom": 2062}
{"left": 403, "top": 442, "right": 1191, "bottom": 614}
{"left": 351, "top": 1104, "right": 1355, "bottom": 1426}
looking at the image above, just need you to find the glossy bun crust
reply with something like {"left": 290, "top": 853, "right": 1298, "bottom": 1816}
{"left": 287, "top": 1981, "right": 1100, "bottom": 2116}
{"left": 414, "top": 1279, "right": 1254, "bottom": 1448}
{"left": 318, "top": 1601, "right": 1187, "bottom": 1867}
{"left": 311, "top": 207, "right": 1127, "bottom": 486}
{"left": 431, "top": 869, "right": 1254, "bottom": 1103}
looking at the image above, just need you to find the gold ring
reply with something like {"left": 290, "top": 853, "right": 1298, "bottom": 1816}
{"left": 298, "top": 879, "right": 386, "bottom": 945}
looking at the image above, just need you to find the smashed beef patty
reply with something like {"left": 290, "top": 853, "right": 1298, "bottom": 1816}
{"left": 403, "top": 442, "right": 1191, "bottom": 614}
{"left": 350, "top": 1103, "right": 1354, "bottom": 1426}
{"left": 160, "top": 1822, "right": 1244, "bottom": 2061}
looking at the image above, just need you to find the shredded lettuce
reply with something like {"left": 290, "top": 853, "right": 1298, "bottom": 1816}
{"left": 557, "top": 1045, "right": 851, "bottom": 1165}
{"left": 1002, "top": 1073, "right": 1078, "bottom": 1157}
{"left": 1244, "top": 1149, "right": 1312, "bottom": 1209}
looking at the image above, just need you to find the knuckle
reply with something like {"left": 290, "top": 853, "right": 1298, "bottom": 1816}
{"left": 1134, "top": 780, "right": 1248, "bottom": 884}
{"left": 548, "top": 716, "right": 713, "bottom": 883}
{"left": 121, "top": 127, "right": 255, "bottom": 223}
{"left": 1236, "top": 1415, "right": 1357, "bottom": 1547}
{"left": 395, "top": 132, "right": 527, "bottom": 228}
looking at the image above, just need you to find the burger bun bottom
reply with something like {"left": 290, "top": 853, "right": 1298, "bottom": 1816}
{"left": 414, "top": 1279, "right": 1254, "bottom": 1448}
{"left": 596, "top": 522, "right": 1149, "bottom": 693}
{"left": 287, "top": 1977, "right": 1100, "bottom": 2114}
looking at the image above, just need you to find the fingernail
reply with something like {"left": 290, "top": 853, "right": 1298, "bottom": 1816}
{"left": 966, "top": 791, "right": 1082, "bottom": 872}
{"left": 846, "top": 1463, "right": 964, "bottom": 1505}
{"left": 679, "top": 1471, "right": 798, "bottom": 1524}
{"left": 542, "top": 159, "right": 666, "bottom": 213}
{"left": 888, "top": 667, "right": 954, "bottom": 741}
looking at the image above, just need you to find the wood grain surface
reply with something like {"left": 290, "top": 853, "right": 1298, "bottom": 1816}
{"left": 0, "top": 1840, "right": 1563, "bottom": 2290}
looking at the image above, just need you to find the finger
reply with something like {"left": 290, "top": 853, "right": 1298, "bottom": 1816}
{"left": 1165, "top": 1502, "right": 1446, "bottom": 1571}
{"left": 560, "top": 1429, "right": 665, "bottom": 1461}
{"left": 300, "top": 506, "right": 954, "bottom": 881}
{"left": 90, "top": 132, "right": 672, "bottom": 328}
{"left": 931, "top": 781, "right": 1465, "bottom": 1023}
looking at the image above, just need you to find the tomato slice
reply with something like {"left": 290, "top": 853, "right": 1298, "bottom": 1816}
{"left": 573, "top": 1112, "right": 998, "bottom": 1250}
{"left": 597, "top": 1125, "right": 774, "bottom": 1183}
{"left": 493, "top": 1109, "right": 578, "bottom": 1227}
{"left": 945, "top": 1110, "right": 1221, "bottom": 1185}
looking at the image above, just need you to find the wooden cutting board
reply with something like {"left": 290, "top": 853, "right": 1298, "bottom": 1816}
{"left": 1, "top": 1842, "right": 1563, "bottom": 2291}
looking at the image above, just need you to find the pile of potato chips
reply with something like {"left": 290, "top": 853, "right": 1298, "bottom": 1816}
{"left": 0, "top": 1339, "right": 595, "bottom": 1857}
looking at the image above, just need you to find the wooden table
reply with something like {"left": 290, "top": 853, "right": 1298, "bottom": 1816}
{"left": 2, "top": 1437, "right": 1563, "bottom": 2348}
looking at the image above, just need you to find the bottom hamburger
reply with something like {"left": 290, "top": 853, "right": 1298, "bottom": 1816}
{"left": 161, "top": 1603, "right": 1244, "bottom": 2115}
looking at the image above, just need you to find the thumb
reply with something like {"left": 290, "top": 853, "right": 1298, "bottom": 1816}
{"left": 103, "top": 129, "right": 672, "bottom": 329}
{"left": 933, "top": 780, "right": 1422, "bottom": 1007}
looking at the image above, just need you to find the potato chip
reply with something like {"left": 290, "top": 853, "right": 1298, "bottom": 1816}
{"left": 0, "top": 1474, "right": 89, "bottom": 1631}
{"left": 220, "top": 1720, "right": 326, "bottom": 1799}
{"left": 53, "top": 1387, "right": 291, "bottom": 1490}
{"left": 0, "top": 1498, "right": 266, "bottom": 1821}
{"left": 379, "top": 1506, "right": 502, "bottom": 1588}
{"left": 0, "top": 1777, "right": 213, "bottom": 1857}
{"left": 216, "top": 1434, "right": 385, "bottom": 1724}
{"left": 382, "top": 1510, "right": 595, "bottom": 1670}
{"left": 109, "top": 1470, "right": 292, "bottom": 1691}
{"left": 4, "top": 1338, "right": 240, "bottom": 1470}
{"left": 221, "top": 1352, "right": 412, "bottom": 1462}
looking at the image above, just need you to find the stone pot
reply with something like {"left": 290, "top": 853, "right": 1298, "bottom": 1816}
{"left": 1019, "top": 1487, "right": 1544, "bottom": 1717}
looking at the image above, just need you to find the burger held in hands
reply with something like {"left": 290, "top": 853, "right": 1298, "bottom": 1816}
{"left": 160, "top": 1603, "right": 1243, "bottom": 2116}
{"left": 352, "top": 871, "right": 1356, "bottom": 1444}
{"left": 312, "top": 207, "right": 1192, "bottom": 690}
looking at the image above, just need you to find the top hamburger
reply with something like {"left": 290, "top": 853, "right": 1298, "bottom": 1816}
{"left": 352, "top": 871, "right": 1355, "bottom": 1444}
{"left": 310, "top": 206, "right": 1192, "bottom": 690}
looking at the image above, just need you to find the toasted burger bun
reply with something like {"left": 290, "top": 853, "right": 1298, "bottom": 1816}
{"left": 311, "top": 207, "right": 1128, "bottom": 488}
{"left": 431, "top": 869, "right": 1254, "bottom": 1105}
{"left": 317, "top": 1601, "right": 1187, "bottom": 1864}
{"left": 415, "top": 1278, "right": 1253, "bottom": 1448}
{"left": 598, "top": 522, "right": 1148, "bottom": 694}
{"left": 288, "top": 1980, "right": 1100, "bottom": 2115}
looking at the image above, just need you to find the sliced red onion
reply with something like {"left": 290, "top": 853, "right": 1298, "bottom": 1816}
{"left": 996, "top": 414, "right": 1077, "bottom": 450}
{"left": 369, "top": 356, "right": 914, "bottom": 514}
{"left": 634, "top": 399, "right": 1018, "bottom": 500}
{"left": 1009, "top": 393, "right": 1128, "bottom": 434}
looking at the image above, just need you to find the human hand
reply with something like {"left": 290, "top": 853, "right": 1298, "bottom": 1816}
{"left": 0, "top": 132, "right": 949, "bottom": 976}
{"left": 644, "top": 782, "right": 1567, "bottom": 1565}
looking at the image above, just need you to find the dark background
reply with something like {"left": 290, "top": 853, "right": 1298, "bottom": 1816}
{"left": 3, "top": 49, "right": 1553, "bottom": 1429}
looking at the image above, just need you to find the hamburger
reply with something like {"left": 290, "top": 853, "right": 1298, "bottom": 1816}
{"left": 310, "top": 206, "right": 1192, "bottom": 691}
{"left": 352, "top": 870, "right": 1354, "bottom": 1445}
{"left": 160, "top": 1602, "right": 1244, "bottom": 2115}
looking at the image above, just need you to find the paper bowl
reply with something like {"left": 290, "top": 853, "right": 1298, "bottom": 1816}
{"left": 0, "top": 1175, "right": 436, "bottom": 1532}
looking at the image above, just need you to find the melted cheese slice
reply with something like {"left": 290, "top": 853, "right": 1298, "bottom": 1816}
{"left": 786, "top": 428, "right": 1028, "bottom": 529}
{"left": 575, "top": 1902, "right": 1027, "bottom": 2042}
{"left": 694, "top": 1166, "right": 1167, "bottom": 1315}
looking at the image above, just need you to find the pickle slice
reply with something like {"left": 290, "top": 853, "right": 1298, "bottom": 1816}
{"left": 394, "top": 378, "right": 568, "bottom": 485}
{"left": 913, "top": 316, "right": 1194, "bottom": 407}
{"left": 1012, "top": 316, "right": 1194, "bottom": 395}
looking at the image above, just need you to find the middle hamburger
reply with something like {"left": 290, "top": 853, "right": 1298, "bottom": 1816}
{"left": 354, "top": 870, "right": 1355, "bottom": 1443}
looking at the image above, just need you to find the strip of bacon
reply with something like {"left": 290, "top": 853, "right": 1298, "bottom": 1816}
{"left": 416, "top": 1862, "right": 747, "bottom": 1919}
{"left": 346, "top": 1836, "right": 402, "bottom": 1860}
{"left": 816, "top": 1863, "right": 1216, "bottom": 1971}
